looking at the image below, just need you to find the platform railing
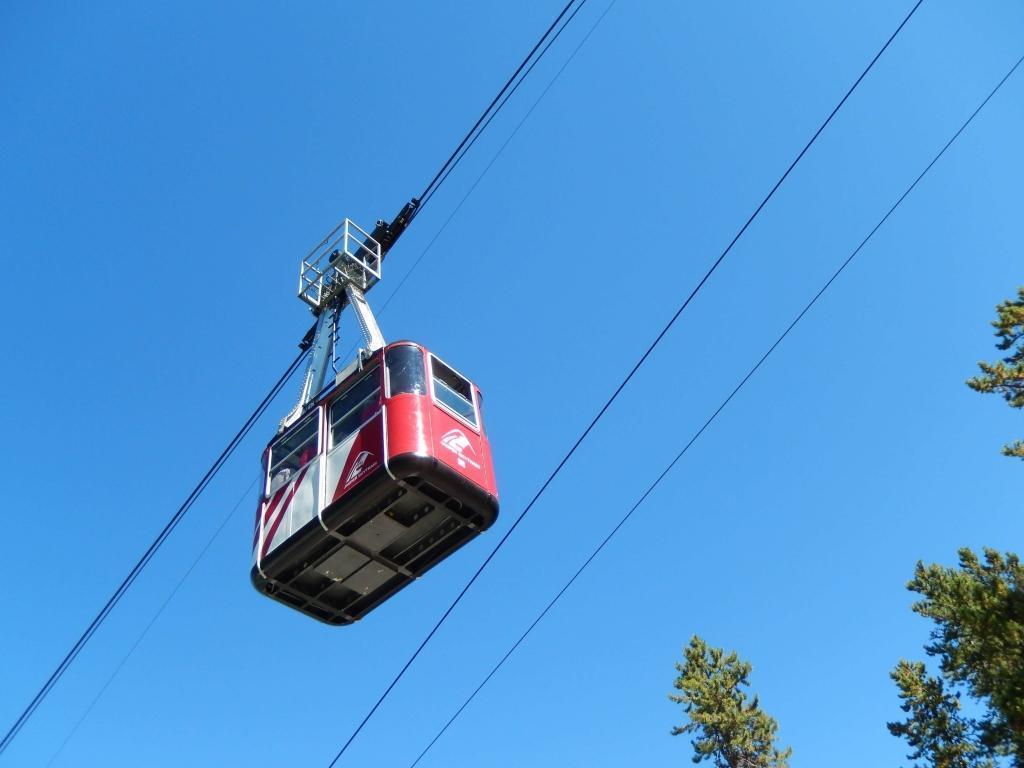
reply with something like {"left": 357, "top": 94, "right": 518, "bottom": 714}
{"left": 299, "top": 219, "right": 382, "bottom": 311}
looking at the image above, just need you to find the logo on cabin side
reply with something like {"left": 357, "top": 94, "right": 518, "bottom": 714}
{"left": 440, "top": 429, "right": 481, "bottom": 470}
{"left": 345, "top": 450, "right": 377, "bottom": 487}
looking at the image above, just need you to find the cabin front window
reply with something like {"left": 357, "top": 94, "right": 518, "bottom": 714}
{"left": 430, "top": 356, "right": 477, "bottom": 428}
{"left": 268, "top": 412, "right": 319, "bottom": 496}
{"left": 386, "top": 345, "right": 427, "bottom": 396}
{"left": 329, "top": 366, "right": 381, "bottom": 447}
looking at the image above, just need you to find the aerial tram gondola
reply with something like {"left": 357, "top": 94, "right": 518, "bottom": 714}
{"left": 251, "top": 203, "right": 499, "bottom": 624}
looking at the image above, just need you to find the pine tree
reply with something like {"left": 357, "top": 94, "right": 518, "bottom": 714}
{"left": 888, "top": 549, "right": 1024, "bottom": 767}
{"left": 669, "top": 636, "right": 791, "bottom": 768}
{"left": 967, "top": 287, "right": 1024, "bottom": 459}
{"left": 889, "top": 660, "right": 993, "bottom": 768}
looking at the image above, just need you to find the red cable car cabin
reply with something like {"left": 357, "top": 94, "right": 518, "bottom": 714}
{"left": 251, "top": 342, "right": 498, "bottom": 624}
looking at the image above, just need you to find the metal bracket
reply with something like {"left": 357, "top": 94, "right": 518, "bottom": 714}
{"left": 344, "top": 283, "right": 385, "bottom": 354}
{"left": 280, "top": 203, "right": 417, "bottom": 431}
{"left": 280, "top": 217, "right": 389, "bottom": 431}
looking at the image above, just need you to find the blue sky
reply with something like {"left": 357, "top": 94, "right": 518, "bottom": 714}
{"left": 2, "top": 1, "right": 1022, "bottom": 766}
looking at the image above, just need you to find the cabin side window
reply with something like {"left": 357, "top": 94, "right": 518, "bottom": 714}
{"left": 386, "top": 345, "right": 427, "bottom": 396}
{"left": 329, "top": 366, "right": 381, "bottom": 447}
{"left": 430, "top": 356, "right": 478, "bottom": 428}
{"left": 268, "top": 412, "right": 319, "bottom": 495}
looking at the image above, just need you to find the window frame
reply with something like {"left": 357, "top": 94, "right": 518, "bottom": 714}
{"left": 428, "top": 354, "right": 480, "bottom": 432}
{"left": 327, "top": 364, "right": 382, "bottom": 450}
{"left": 266, "top": 410, "right": 320, "bottom": 496}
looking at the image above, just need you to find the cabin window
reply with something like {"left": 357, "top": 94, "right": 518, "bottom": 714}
{"left": 329, "top": 366, "right": 381, "bottom": 447}
{"left": 268, "top": 412, "right": 319, "bottom": 495}
{"left": 431, "top": 356, "right": 477, "bottom": 427}
{"left": 386, "top": 345, "right": 427, "bottom": 396}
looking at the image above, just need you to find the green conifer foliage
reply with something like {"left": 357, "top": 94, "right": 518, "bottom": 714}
{"left": 669, "top": 636, "right": 791, "bottom": 768}
{"left": 967, "top": 288, "right": 1024, "bottom": 459}
{"left": 889, "top": 660, "right": 993, "bottom": 768}
{"left": 889, "top": 549, "right": 1024, "bottom": 767}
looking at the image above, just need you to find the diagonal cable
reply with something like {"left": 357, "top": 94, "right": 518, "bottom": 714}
{"left": 417, "top": 0, "right": 590, "bottom": 213}
{"left": 44, "top": 479, "right": 258, "bottom": 767}
{"left": 407, "top": 51, "right": 1024, "bottom": 766}
{"left": 0, "top": 349, "right": 308, "bottom": 756}
{"left": 370, "top": 0, "right": 610, "bottom": 335}
{"left": 324, "top": 1, "right": 924, "bottom": 764}
{"left": 416, "top": 0, "right": 582, "bottom": 208}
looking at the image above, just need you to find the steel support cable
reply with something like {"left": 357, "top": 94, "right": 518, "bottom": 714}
{"left": 416, "top": 0, "right": 590, "bottom": 214}
{"left": 308, "top": 1, "right": 585, "bottom": 276}
{"left": 44, "top": 479, "right": 259, "bottom": 768}
{"left": 325, "top": 3, "right": 923, "bottom": 765}
{"left": 0, "top": 349, "right": 309, "bottom": 756}
{"left": 305, "top": 1, "right": 584, "bottom": 255}
{"left": 408, "top": 53, "right": 1024, "bottom": 767}
{"left": 337, "top": 0, "right": 612, "bottom": 369}
{"left": 416, "top": 0, "right": 582, "bottom": 210}
{"left": 336, "top": 0, "right": 597, "bottom": 365}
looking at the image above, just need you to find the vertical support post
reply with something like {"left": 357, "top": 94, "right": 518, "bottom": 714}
{"left": 280, "top": 304, "right": 339, "bottom": 429}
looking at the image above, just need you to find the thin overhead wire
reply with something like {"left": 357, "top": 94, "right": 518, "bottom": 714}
{"left": 325, "top": 6, "right": 617, "bottom": 767}
{"left": 416, "top": 0, "right": 583, "bottom": 210}
{"left": 45, "top": 479, "right": 259, "bottom": 767}
{"left": 416, "top": 0, "right": 590, "bottom": 213}
{"left": 0, "top": 349, "right": 309, "bottom": 756}
{"left": 324, "top": 2, "right": 924, "bottom": 764}
{"left": 407, "top": 52, "right": 1024, "bottom": 767}
{"left": 340, "top": 0, "right": 613, "bottom": 366}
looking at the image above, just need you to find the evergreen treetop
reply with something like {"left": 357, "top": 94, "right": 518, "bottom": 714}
{"left": 889, "top": 549, "right": 1024, "bottom": 767}
{"left": 670, "top": 636, "right": 790, "bottom": 768}
{"left": 967, "top": 287, "right": 1024, "bottom": 458}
